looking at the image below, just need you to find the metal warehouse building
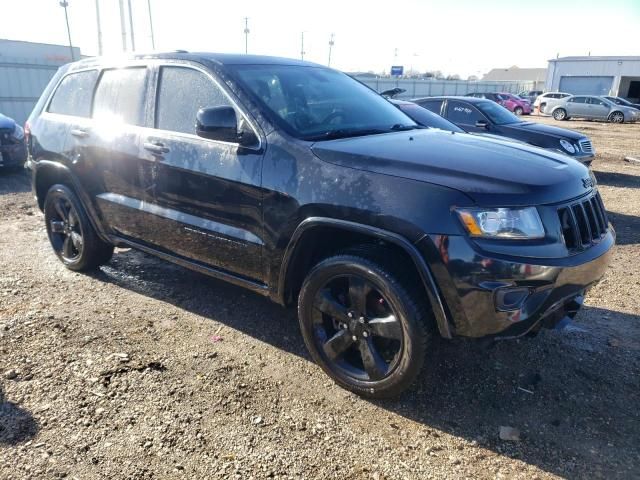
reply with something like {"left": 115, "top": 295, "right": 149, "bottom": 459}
{"left": 0, "top": 39, "right": 81, "bottom": 126}
{"left": 546, "top": 56, "right": 640, "bottom": 101}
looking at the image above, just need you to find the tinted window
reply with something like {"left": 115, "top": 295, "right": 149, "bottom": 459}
{"left": 418, "top": 99, "right": 443, "bottom": 114}
{"left": 446, "top": 101, "right": 484, "bottom": 125}
{"left": 48, "top": 70, "right": 99, "bottom": 117}
{"left": 231, "top": 65, "right": 415, "bottom": 140}
{"left": 156, "top": 67, "right": 232, "bottom": 135}
{"left": 588, "top": 97, "right": 607, "bottom": 106}
{"left": 397, "top": 103, "right": 464, "bottom": 132}
{"left": 476, "top": 101, "right": 520, "bottom": 125}
{"left": 93, "top": 68, "right": 147, "bottom": 126}
{"left": 569, "top": 97, "right": 587, "bottom": 104}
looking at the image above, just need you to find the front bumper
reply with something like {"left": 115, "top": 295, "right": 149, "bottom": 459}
{"left": 419, "top": 228, "right": 614, "bottom": 338}
{"left": 0, "top": 142, "right": 27, "bottom": 168}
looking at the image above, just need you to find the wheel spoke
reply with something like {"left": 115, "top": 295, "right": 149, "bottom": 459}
{"left": 348, "top": 276, "right": 369, "bottom": 315}
{"left": 323, "top": 329, "right": 355, "bottom": 360}
{"left": 315, "top": 289, "right": 350, "bottom": 322}
{"left": 368, "top": 314, "right": 403, "bottom": 340}
{"left": 50, "top": 220, "right": 65, "bottom": 233}
{"left": 358, "top": 339, "right": 388, "bottom": 380}
{"left": 62, "top": 236, "right": 74, "bottom": 258}
{"left": 54, "top": 199, "right": 68, "bottom": 221}
{"left": 68, "top": 208, "right": 79, "bottom": 227}
{"left": 70, "top": 231, "right": 83, "bottom": 250}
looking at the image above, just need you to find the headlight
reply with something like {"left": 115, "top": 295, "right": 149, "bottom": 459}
{"left": 559, "top": 139, "right": 576, "bottom": 154}
{"left": 456, "top": 207, "right": 545, "bottom": 239}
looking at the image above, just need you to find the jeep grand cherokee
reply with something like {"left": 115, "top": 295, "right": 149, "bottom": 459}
{"left": 26, "top": 52, "right": 614, "bottom": 397}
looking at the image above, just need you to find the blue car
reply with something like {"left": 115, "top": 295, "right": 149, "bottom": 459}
{"left": 0, "top": 113, "right": 27, "bottom": 170}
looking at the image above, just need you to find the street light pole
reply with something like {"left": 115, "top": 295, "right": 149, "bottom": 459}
{"left": 328, "top": 33, "right": 334, "bottom": 67}
{"left": 59, "top": 1, "right": 75, "bottom": 61}
{"left": 95, "top": 0, "right": 103, "bottom": 55}
{"left": 127, "top": 0, "right": 136, "bottom": 51}
{"left": 244, "top": 17, "right": 250, "bottom": 54}
{"left": 147, "top": 0, "right": 156, "bottom": 49}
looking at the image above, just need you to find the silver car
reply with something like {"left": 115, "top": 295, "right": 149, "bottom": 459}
{"left": 550, "top": 95, "right": 640, "bottom": 123}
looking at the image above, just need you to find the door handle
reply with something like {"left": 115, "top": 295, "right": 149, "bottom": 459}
{"left": 144, "top": 141, "right": 170, "bottom": 155}
{"left": 70, "top": 128, "right": 90, "bottom": 138}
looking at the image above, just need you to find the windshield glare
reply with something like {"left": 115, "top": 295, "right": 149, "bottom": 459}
{"left": 230, "top": 65, "right": 416, "bottom": 140}
{"left": 476, "top": 101, "right": 520, "bottom": 125}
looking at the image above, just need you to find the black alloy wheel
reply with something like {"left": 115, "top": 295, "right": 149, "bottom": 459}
{"left": 298, "top": 250, "right": 431, "bottom": 398}
{"left": 44, "top": 184, "right": 114, "bottom": 271}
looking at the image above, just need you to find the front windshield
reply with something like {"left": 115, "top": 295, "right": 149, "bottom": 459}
{"left": 230, "top": 65, "right": 417, "bottom": 140}
{"left": 476, "top": 101, "right": 520, "bottom": 125}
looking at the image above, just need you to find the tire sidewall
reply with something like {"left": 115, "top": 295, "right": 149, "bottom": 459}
{"left": 298, "top": 257, "right": 425, "bottom": 397}
{"left": 553, "top": 109, "right": 566, "bottom": 120}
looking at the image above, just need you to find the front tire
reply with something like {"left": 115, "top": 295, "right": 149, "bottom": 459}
{"left": 44, "top": 184, "right": 114, "bottom": 271}
{"left": 609, "top": 111, "right": 624, "bottom": 123}
{"left": 553, "top": 108, "right": 567, "bottom": 121}
{"left": 297, "top": 248, "right": 432, "bottom": 398}
{"left": 514, "top": 106, "right": 524, "bottom": 116}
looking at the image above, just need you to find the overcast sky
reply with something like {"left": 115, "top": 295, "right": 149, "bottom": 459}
{"left": 1, "top": 0, "right": 639, "bottom": 77}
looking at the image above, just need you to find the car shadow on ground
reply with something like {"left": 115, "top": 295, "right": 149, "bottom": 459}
{"left": 90, "top": 249, "right": 639, "bottom": 479}
{"left": 593, "top": 170, "right": 640, "bottom": 189}
{"left": 0, "top": 385, "right": 39, "bottom": 445}
{"left": 607, "top": 210, "right": 640, "bottom": 245}
{"left": 0, "top": 168, "right": 30, "bottom": 195}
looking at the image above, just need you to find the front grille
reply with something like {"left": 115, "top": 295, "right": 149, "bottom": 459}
{"left": 558, "top": 192, "right": 608, "bottom": 252}
{"left": 579, "top": 139, "right": 593, "bottom": 154}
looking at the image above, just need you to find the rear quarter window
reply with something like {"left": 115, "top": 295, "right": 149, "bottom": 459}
{"left": 47, "top": 70, "right": 99, "bottom": 118}
{"left": 93, "top": 68, "right": 148, "bottom": 126}
{"left": 418, "top": 100, "right": 443, "bottom": 114}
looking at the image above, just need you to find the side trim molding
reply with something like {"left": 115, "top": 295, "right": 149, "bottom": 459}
{"left": 278, "top": 217, "right": 452, "bottom": 339}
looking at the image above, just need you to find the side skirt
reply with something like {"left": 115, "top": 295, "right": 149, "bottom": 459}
{"left": 113, "top": 236, "right": 270, "bottom": 297}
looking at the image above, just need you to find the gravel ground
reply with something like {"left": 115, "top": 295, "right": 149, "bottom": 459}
{"left": 1, "top": 117, "right": 639, "bottom": 479}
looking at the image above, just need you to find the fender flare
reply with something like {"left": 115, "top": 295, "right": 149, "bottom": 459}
{"left": 33, "top": 160, "right": 112, "bottom": 243}
{"left": 277, "top": 217, "right": 453, "bottom": 339}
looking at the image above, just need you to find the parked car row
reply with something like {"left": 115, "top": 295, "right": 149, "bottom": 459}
{"left": 25, "top": 52, "right": 614, "bottom": 398}
{"left": 465, "top": 92, "right": 531, "bottom": 115}
{"left": 549, "top": 95, "right": 640, "bottom": 123}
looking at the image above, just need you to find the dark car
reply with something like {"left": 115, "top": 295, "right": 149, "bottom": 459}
{"left": 0, "top": 113, "right": 27, "bottom": 170}
{"left": 26, "top": 52, "right": 614, "bottom": 398}
{"left": 390, "top": 99, "right": 464, "bottom": 132}
{"left": 603, "top": 96, "right": 640, "bottom": 110}
{"left": 414, "top": 96, "right": 595, "bottom": 165}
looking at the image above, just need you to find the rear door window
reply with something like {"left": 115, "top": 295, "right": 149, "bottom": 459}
{"left": 418, "top": 100, "right": 443, "bottom": 114}
{"left": 93, "top": 68, "right": 148, "bottom": 126}
{"left": 569, "top": 96, "right": 587, "bottom": 103}
{"left": 47, "top": 70, "right": 99, "bottom": 118}
{"left": 155, "top": 66, "right": 232, "bottom": 135}
{"left": 446, "top": 101, "right": 484, "bottom": 125}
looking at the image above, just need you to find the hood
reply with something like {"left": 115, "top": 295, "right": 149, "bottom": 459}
{"left": 311, "top": 129, "right": 592, "bottom": 206}
{"left": 0, "top": 114, "right": 16, "bottom": 130}
{"left": 502, "top": 121, "right": 585, "bottom": 141}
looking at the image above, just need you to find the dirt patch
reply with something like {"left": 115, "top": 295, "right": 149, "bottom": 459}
{"left": 1, "top": 119, "right": 639, "bottom": 479}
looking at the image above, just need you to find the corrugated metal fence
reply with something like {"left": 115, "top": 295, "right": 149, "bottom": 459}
{"left": 355, "top": 76, "right": 536, "bottom": 99}
{"left": 0, "top": 56, "right": 61, "bottom": 126}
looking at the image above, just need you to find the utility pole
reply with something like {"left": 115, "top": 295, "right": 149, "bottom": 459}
{"left": 244, "top": 17, "right": 250, "bottom": 54}
{"left": 300, "top": 32, "right": 305, "bottom": 61}
{"left": 127, "top": 0, "right": 136, "bottom": 51}
{"left": 59, "top": 1, "right": 75, "bottom": 61}
{"left": 327, "top": 33, "right": 334, "bottom": 67}
{"left": 119, "top": 0, "right": 127, "bottom": 51}
{"left": 95, "top": 0, "right": 103, "bottom": 55}
{"left": 147, "top": 0, "right": 156, "bottom": 49}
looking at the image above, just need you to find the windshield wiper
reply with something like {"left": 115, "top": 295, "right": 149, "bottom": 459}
{"left": 390, "top": 123, "right": 421, "bottom": 131}
{"left": 305, "top": 128, "right": 390, "bottom": 141}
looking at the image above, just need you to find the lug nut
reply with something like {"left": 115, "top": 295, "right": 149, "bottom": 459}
{"left": 352, "top": 335, "right": 357, "bottom": 341}
{"left": 358, "top": 317, "right": 365, "bottom": 324}
{"left": 362, "top": 331, "right": 369, "bottom": 338}
{"left": 347, "top": 312, "right": 353, "bottom": 318}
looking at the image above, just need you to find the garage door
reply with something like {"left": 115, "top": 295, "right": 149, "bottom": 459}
{"left": 559, "top": 76, "right": 613, "bottom": 95}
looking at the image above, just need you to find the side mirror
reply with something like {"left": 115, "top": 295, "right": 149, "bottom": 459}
{"left": 475, "top": 120, "right": 489, "bottom": 129}
{"left": 196, "top": 106, "right": 238, "bottom": 143}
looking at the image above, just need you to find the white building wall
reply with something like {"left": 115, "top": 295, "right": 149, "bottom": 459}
{"left": 546, "top": 57, "right": 640, "bottom": 95}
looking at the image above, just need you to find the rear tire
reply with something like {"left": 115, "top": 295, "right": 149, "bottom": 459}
{"left": 297, "top": 247, "right": 433, "bottom": 398}
{"left": 553, "top": 108, "right": 567, "bottom": 121}
{"left": 44, "top": 184, "right": 114, "bottom": 271}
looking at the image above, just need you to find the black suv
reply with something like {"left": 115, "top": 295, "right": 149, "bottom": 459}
{"left": 26, "top": 53, "right": 614, "bottom": 398}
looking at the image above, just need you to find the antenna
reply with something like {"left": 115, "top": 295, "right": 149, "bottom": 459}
{"left": 328, "top": 33, "right": 335, "bottom": 66}
{"left": 301, "top": 32, "right": 305, "bottom": 61}
{"left": 244, "top": 17, "right": 250, "bottom": 54}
